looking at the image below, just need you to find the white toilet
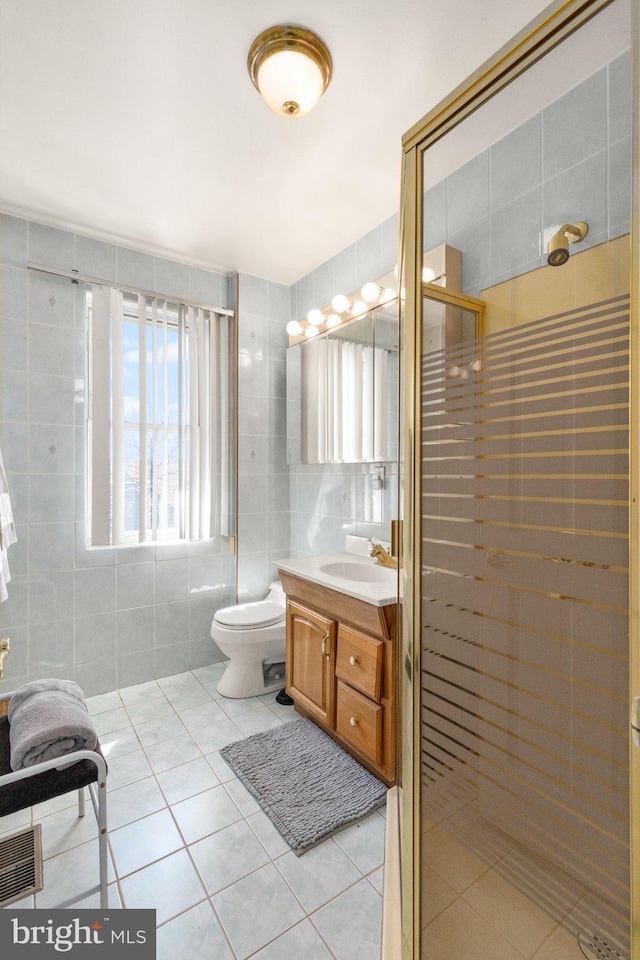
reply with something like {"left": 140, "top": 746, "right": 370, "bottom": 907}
{"left": 210, "top": 581, "right": 287, "bottom": 698}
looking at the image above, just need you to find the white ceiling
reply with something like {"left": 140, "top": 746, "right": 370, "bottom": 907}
{"left": 1, "top": 0, "right": 568, "bottom": 285}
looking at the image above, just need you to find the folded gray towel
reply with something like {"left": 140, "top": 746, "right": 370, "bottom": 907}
{"left": 8, "top": 679, "right": 97, "bottom": 770}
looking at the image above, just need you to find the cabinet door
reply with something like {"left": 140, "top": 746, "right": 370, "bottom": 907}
{"left": 286, "top": 600, "right": 336, "bottom": 727}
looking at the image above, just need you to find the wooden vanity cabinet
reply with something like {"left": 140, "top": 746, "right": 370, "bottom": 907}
{"left": 279, "top": 571, "right": 397, "bottom": 786}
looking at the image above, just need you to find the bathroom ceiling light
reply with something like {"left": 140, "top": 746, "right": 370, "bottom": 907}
{"left": 331, "top": 294, "right": 351, "bottom": 313}
{"left": 286, "top": 320, "right": 303, "bottom": 336}
{"left": 247, "top": 25, "right": 332, "bottom": 118}
{"left": 307, "top": 308, "right": 324, "bottom": 326}
{"left": 304, "top": 325, "right": 320, "bottom": 338}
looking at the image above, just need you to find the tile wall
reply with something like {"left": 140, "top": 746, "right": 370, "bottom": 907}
{"left": 0, "top": 217, "right": 236, "bottom": 696}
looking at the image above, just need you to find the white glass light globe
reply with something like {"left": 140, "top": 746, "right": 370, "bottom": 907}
{"left": 307, "top": 308, "right": 324, "bottom": 326}
{"left": 351, "top": 300, "right": 368, "bottom": 316}
{"left": 326, "top": 313, "right": 341, "bottom": 327}
{"left": 304, "top": 325, "right": 319, "bottom": 338}
{"left": 361, "top": 282, "right": 381, "bottom": 303}
{"left": 286, "top": 320, "right": 303, "bottom": 336}
{"left": 257, "top": 50, "right": 324, "bottom": 117}
{"left": 422, "top": 267, "right": 436, "bottom": 283}
{"left": 332, "top": 294, "right": 351, "bottom": 313}
{"left": 382, "top": 288, "right": 396, "bottom": 302}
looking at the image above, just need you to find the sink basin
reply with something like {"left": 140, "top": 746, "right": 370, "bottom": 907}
{"left": 318, "top": 561, "right": 394, "bottom": 583}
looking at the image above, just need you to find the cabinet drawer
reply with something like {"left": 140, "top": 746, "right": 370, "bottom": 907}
{"left": 336, "top": 681, "right": 382, "bottom": 766}
{"left": 336, "top": 626, "right": 383, "bottom": 701}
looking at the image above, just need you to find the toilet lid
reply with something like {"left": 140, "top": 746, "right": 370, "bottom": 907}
{"left": 215, "top": 600, "right": 285, "bottom": 629}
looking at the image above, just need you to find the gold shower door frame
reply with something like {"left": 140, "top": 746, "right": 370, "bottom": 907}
{"left": 398, "top": 1, "right": 640, "bottom": 957}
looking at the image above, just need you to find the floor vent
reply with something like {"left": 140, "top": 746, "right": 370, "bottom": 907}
{"left": 0, "top": 824, "right": 43, "bottom": 907}
{"left": 578, "top": 928, "right": 624, "bottom": 960}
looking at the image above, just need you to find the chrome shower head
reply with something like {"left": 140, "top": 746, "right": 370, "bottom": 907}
{"left": 546, "top": 222, "right": 588, "bottom": 266}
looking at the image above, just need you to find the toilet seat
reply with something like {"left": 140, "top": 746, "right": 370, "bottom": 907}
{"left": 214, "top": 600, "right": 285, "bottom": 630}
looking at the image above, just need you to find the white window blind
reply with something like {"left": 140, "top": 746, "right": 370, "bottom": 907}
{"left": 301, "top": 337, "right": 389, "bottom": 462}
{"left": 88, "top": 285, "right": 232, "bottom": 546}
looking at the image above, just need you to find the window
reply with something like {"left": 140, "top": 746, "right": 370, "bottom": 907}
{"left": 87, "top": 285, "right": 233, "bottom": 546}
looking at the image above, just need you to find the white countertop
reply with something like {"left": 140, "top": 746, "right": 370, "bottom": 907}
{"left": 275, "top": 551, "right": 398, "bottom": 607}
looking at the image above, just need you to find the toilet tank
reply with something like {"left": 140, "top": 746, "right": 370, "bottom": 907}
{"left": 267, "top": 580, "right": 286, "bottom": 607}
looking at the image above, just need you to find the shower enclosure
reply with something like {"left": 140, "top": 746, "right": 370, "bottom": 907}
{"left": 398, "top": 1, "right": 638, "bottom": 958}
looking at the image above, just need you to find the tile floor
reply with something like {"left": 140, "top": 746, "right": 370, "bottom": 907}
{"left": 420, "top": 795, "right": 628, "bottom": 960}
{"left": 0, "top": 664, "right": 385, "bottom": 960}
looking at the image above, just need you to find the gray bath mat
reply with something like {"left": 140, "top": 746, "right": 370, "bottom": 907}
{"left": 220, "top": 717, "right": 387, "bottom": 855}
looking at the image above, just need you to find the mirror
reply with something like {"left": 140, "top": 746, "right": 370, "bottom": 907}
{"left": 287, "top": 297, "right": 398, "bottom": 465}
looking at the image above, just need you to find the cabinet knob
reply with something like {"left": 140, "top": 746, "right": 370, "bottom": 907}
{"left": 349, "top": 656, "right": 358, "bottom": 666}
{"left": 350, "top": 717, "right": 358, "bottom": 727}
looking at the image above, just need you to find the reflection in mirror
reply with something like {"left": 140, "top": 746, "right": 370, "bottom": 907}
{"left": 286, "top": 298, "right": 398, "bottom": 465}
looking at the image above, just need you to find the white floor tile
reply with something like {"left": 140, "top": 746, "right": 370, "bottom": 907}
{"left": 177, "top": 699, "right": 227, "bottom": 732}
{"left": 217, "top": 695, "right": 265, "bottom": 718}
{"left": 172, "top": 784, "right": 242, "bottom": 844}
{"left": 192, "top": 663, "right": 226, "bottom": 684}
{"left": 421, "top": 898, "right": 523, "bottom": 960}
{"left": 232, "top": 707, "right": 283, "bottom": 737}
{"left": 133, "top": 713, "right": 187, "bottom": 748}
{"left": 250, "top": 919, "right": 334, "bottom": 960}
{"left": 275, "top": 838, "right": 363, "bottom": 913}
{"left": 125, "top": 695, "right": 174, "bottom": 725}
{"left": 74, "top": 881, "right": 122, "bottom": 909}
{"left": 369, "top": 866, "right": 384, "bottom": 895}
{"left": 110, "top": 808, "right": 184, "bottom": 878}
{"left": 0, "top": 807, "right": 32, "bottom": 837}
{"left": 223, "top": 778, "right": 261, "bottom": 817}
{"left": 162, "top": 686, "right": 212, "bottom": 711}
{"left": 156, "top": 901, "right": 234, "bottom": 960}
{"left": 333, "top": 810, "right": 386, "bottom": 875}
{"left": 106, "top": 748, "right": 153, "bottom": 791}
{"left": 93, "top": 707, "right": 132, "bottom": 737}
{"left": 156, "top": 757, "right": 220, "bottom": 806}
{"left": 212, "top": 862, "right": 305, "bottom": 960}
{"left": 118, "top": 680, "right": 163, "bottom": 705}
{"left": 119, "top": 849, "right": 206, "bottom": 925}
{"left": 311, "top": 878, "right": 382, "bottom": 960}
{"left": 189, "top": 718, "right": 242, "bottom": 754}
{"left": 246, "top": 809, "right": 291, "bottom": 860}
{"left": 144, "top": 732, "right": 201, "bottom": 774}
{"left": 204, "top": 750, "right": 237, "bottom": 784}
{"left": 99, "top": 726, "right": 141, "bottom": 760}
{"left": 38, "top": 804, "right": 98, "bottom": 860}
{"left": 190, "top": 819, "right": 270, "bottom": 894}
{"left": 108, "top": 776, "right": 166, "bottom": 830}
{"left": 36, "top": 838, "right": 115, "bottom": 908}
{"left": 86, "top": 691, "right": 122, "bottom": 716}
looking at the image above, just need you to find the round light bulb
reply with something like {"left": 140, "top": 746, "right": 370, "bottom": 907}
{"left": 361, "top": 282, "right": 382, "bottom": 303}
{"left": 307, "top": 308, "right": 324, "bottom": 326}
{"left": 393, "top": 262, "right": 399, "bottom": 279}
{"left": 326, "top": 313, "right": 341, "bottom": 328}
{"left": 422, "top": 267, "right": 436, "bottom": 283}
{"left": 304, "top": 325, "right": 319, "bottom": 338}
{"left": 382, "top": 288, "right": 396, "bottom": 302}
{"left": 286, "top": 320, "right": 303, "bottom": 336}
{"left": 352, "top": 300, "right": 368, "bottom": 316}
{"left": 331, "top": 294, "right": 351, "bottom": 313}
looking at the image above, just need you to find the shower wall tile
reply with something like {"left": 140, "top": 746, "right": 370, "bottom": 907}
{"left": 29, "top": 272, "right": 76, "bottom": 327}
{"left": 489, "top": 188, "right": 541, "bottom": 282}
{"left": 609, "top": 52, "right": 632, "bottom": 144}
{"left": 29, "top": 373, "right": 76, "bottom": 425}
{"left": 75, "top": 235, "right": 118, "bottom": 280}
{"left": 608, "top": 136, "right": 632, "bottom": 235}
{"left": 29, "top": 424, "right": 75, "bottom": 474}
{"left": 0, "top": 214, "right": 28, "bottom": 267}
{"left": 543, "top": 68, "right": 607, "bottom": 181}
{"left": 238, "top": 274, "right": 268, "bottom": 316}
{"left": 331, "top": 244, "right": 358, "bottom": 303}
{"left": 75, "top": 566, "right": 115, "bottom": 618}
{"left": 1, "top": 265, "right": 28, "bottom": 319}
{"left": 189, "top": 266, "right": 225, "bottom": 308}
{"left": 117, "top": 606, "right": 155, "bottom": 655}
{"left": 312, "top": 258, "right": 334, "bottom": 309}
{"left": 490, "top": 114, "right": 541, "bottom": 211}
{"left": 29, "top": 222, "right": 75, "bottom": 270}
{"left": 155, "top": 257, "right": 189, "bottom": 300}
{"left": 239, "top": 313, "right": 269, "bottom": 359}
{"left": 29, "top": 323, "right": 75, "bottom": 377}
{"left": 293, "top": 273, "right": 313, "bottom": 322}
{"left": 76, "top": 654, "right": 117, "bottom": 698}
{"left": 382, "top": 211, "right": 400, "bottom": 274}
{"left": 0, "top": 574, "right": 28, "bottom": 630}
{"left": 29, "top": 522, "right": 76, "bottom": 575}
{"left": 76, "top": 611, "right": 117, "bottom": 664}
{"left": 267, "top": 281, "right": 290, "bottom": 322}
{"left": 447, "top": 152, "right": 490, "bottom": 236}
{"left": 356, "top": 225, "right": 384, "bottom": 288}
{"left": 155, "top": 641, "right": 190, "bottom": 679}
{"left": 116, "top": 246, "right": 155, "bottom": 290}
{"left": 155, "top": 558, "right": 190, "bottom": 604}
{"left": 0, "top": 317, "right": 28, "bottom": 371}
{"left": 448, "top": 217, "right": 491, "bottom": 293}
{"left": 30, "top": 571, "right": 75, "bottom": 625}
{"left": 542, "top": 150, "right": 608, "bottom": 253}
{"left": 117, "top": 562, "right": 155, "bottom": 610}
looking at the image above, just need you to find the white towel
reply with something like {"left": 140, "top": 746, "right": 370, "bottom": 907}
{"left": 8, "top": 678, "right": 97, "bottom": 770}
{"left": 0, "top": 445, "right": 17, "bottom": 602}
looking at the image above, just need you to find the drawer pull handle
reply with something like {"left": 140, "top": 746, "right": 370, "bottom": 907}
{"left": 350, "top": 716, "right": 358, "bottom": 727}
{"left": 349, "top": 656, "right": 358, "bottom": 666}
{"left": 321, "top": 632, "right": 330, "bottom": 657}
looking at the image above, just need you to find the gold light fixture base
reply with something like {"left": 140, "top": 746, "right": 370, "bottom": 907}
{"left": 248, "top": 25, "right": 333, "bottom": 117}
